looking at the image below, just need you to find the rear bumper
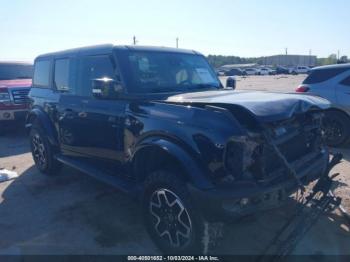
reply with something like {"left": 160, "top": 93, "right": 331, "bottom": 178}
{"left": 188, "top": 151, "right": 329, "bottom": 222}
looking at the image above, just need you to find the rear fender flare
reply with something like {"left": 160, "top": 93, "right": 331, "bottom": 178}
{"left": 26, "top": 108, "right": 59, "bottom": 147}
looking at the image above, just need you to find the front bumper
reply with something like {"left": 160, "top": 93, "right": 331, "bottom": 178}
{"left": 0, "top": 109, "right": 28, "bottom": 122}
{"left": 188, "top": 150, "right": 329, "bottom": 222}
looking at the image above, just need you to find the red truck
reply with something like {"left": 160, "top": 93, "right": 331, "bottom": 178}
{"left": 0, "top": 62, "right": 33, "bottom": 134}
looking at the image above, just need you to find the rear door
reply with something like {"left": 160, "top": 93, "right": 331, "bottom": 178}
{"left": 54, "top": 55, "right": 86, "bottom": 157}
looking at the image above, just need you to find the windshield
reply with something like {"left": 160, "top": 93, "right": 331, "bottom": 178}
{"left": 123, "top": 51, "right": 221, "bottom": 93}
{"left": 0, "top": 63, "right": 33, "bottom": 80}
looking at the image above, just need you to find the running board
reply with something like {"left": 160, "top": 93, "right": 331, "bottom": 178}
{"left": 55, "top": 155, "right": 136, "bottom": 194}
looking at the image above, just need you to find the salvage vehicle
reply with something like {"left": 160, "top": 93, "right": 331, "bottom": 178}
{"left": 0, "top": 62, "right": 33, "bottom": 134}
{"left": 296, "top": 63, "right": 350, "bottom": 146}
{"left": 27, "top": 44, "right": 331, "bottom": 253}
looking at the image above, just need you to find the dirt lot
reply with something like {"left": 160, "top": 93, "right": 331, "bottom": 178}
{"left": 0, "top": 75, "right": 349, "bottom": 255}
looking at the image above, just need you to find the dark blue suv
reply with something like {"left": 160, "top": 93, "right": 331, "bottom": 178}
{"left": 27, "top": 44, "right": 331, "bottom": 253}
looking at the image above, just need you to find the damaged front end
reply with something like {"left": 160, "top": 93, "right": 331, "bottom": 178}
{"left": 217, "top": 110, "right": 330, "bottom": 216}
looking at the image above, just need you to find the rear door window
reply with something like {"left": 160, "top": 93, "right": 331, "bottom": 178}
{"left": 303, "top": 68, "right": 350, "bottom": 84}
{"left": 33, "top": 60, "right": 51, "bottom": 88}
{"left": 54, "top": 59, "right": 70, "bottom": 92}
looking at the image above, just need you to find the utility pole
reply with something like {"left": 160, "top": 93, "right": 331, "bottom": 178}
{"left": 133, "top": 36, "right": 138, "bottom": 45}
{"left": 337, "top": 50, "right": 340, "bottom": 60}
{"left": 309, "top": 49, "right": 312, "bottom": 66}
{"left": 176, "top": 37, "right": 179, "bottom": 48}
{"left": 285, "top": 48, "right": 288, "bottom": 66}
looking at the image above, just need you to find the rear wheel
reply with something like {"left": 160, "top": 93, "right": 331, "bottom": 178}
{"left": 30, "top": 126, "right": 62, "bottom": 175}
{"left": 143, "top": 170, "right": 211, "bottom": 254}
{"left": 323, "top": 111, "right": 350, "bottom": 147}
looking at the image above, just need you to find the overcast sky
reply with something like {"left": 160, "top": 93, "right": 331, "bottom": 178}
{"left": 1, "top": 0, "right": 349, "bottom": 61}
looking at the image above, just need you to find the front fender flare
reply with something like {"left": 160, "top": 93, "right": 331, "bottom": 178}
{"left": 133, "top": 138, "right": 214, "bottom": 190}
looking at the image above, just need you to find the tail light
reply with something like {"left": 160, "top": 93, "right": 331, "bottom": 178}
{"left": 296, "top": 86, "right": 310, "bottom": 93}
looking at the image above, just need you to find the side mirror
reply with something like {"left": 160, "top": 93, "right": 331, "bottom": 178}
{"left": 92, "top": 78, "right": 123, "bottom": 99}
{"left": 226, "top": 76, "right": 236, "bottom": 90}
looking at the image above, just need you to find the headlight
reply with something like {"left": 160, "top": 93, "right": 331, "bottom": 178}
{"left": 0, "top": 92, "right": 11, "bottom": 103}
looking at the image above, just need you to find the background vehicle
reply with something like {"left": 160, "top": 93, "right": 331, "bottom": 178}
{"left": 244, "top": 68, "right": 259, "bottom": 75}
{"left": 296, "top": 63, "right": 350, "bottom": 146}
{"left": 27, "top": 44, "right": 330, "bottom": 254}
{"left": 259, "top": 67, "right": 276, "bottom": 75}
{"left": 276, "top": 66, "right": 290, "bottom": 74}
{"left": 224, "top": 68, "right": 243, "bottom": 76}
{"left": 215, "top": 69, "right": 226, "bottom": 76}
{"left": 0, "top": 62, "right": 33, "bottom": 134}
{"left": 259, "top": 68, "right": 270, "bottom": 75}
{"left": 290, "top": 66, "right": 310, "bottom": 75}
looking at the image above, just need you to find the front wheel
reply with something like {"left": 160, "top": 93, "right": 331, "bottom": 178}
{"left": 143, "top": 171, "right": 211, "bottom": 254}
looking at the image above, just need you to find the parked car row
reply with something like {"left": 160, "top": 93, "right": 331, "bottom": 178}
{"left": 219, "top": 65, "right": 310, "bottom": 77}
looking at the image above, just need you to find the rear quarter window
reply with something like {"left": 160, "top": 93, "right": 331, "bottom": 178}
{"left": 33, "top": 60, "right": 51, "bottom": 87}
{"left": 303, "top": 67, "right": 350, "bottom": 84}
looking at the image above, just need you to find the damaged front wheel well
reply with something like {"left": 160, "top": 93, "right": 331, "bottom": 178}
{"left": 132, "top": 146, "right": 189, "bottom": 183}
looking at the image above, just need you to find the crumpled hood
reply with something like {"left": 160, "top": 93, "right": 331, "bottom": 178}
{"left": 0, "top": 79, "right": 32, "bottom": 89}
{"left": 165, "top": 90, "right": 331, "bottom": 122}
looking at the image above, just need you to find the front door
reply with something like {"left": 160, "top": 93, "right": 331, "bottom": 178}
{"left": 72, "top": 54, "right": 126, "bottom": 167}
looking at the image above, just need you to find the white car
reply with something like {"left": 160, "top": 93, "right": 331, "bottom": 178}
{"left": 296, "top": 63, "right": 350, "bottom": 146}
{"left": 290, "top": 66, "right": 310, "bottom": 74}
{"left": 244, "top": 68, "right": 259, "bottom": 75}
{"left": 259, "top": 67, "right": 276, "bottom": 75}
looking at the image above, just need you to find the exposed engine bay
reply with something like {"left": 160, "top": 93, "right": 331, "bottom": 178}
{"left": 222, "top": 111, "right": 327, "bottom": 187}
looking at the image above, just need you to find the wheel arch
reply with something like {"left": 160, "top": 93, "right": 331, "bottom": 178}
{"left": 131, "top": 138, "right": 213, "bottom": 190}
{"left": 326, "top": 107, "right": 350, "bottom": 121}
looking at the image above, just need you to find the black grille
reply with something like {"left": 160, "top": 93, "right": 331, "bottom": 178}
{"left": 11, "top": 89, "right": 30, "bottom": 104}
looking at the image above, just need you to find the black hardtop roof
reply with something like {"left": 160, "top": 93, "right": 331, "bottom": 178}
{"left": 35, "top": 44, "right": 201, "bottom": 60}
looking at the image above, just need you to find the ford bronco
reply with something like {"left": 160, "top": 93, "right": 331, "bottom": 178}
{"left": 27, "top": 44, "right": 331, "bottom": 253}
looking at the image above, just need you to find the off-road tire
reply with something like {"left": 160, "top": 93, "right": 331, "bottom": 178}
{"left": 29, "top": 126, "right": 62, "bottom": 175}
{"left": 323, "top": 110, "right": 350, "bottom": 147}
{"left": 143, "top": 170, "right": 218, "bottom": 254}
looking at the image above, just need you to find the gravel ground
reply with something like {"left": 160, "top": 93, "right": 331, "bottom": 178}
{"left": 0, "top": 75, "right": 349, "bottom": 255}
